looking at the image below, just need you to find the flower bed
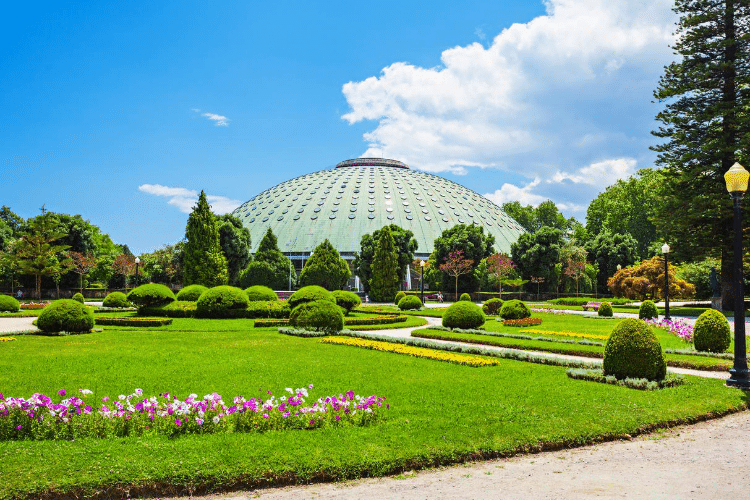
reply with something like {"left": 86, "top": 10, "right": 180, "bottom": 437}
{"left": 643, "top": 317, "right": 693, "bottom": 342}
{"left": 255, "top": 318, "right": 290, "bottom": 328}
{"left": 20, "top": 302, "right": 50, "bottom": 310}
{"left": 344, "top": 315, "right": 407, "bottom": 326}
{"left": 0, "top": 337, "right": 15, "bottom": 342}
{"left": 95, "top": 317, "right": 173, "bottom": 327}
{"left": 566, "top": 368, "right": 685, "bottom": 390}
{"left": 520, "top": 329, "right": 609, "bottom": 341}
{"left": 319, "top": 337, "right": 499, "bottom": 367}
{"left": 0, "top": 385, "right": 389, "bottom": 441}
{"left": 502, "top": 317, "right": 543, "bottom": 327}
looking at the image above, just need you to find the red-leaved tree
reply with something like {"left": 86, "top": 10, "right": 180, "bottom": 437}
{"left": 486, "top": 252, "right": 515, "bottom": 296}
{"left": 68, "top": 251, "right": 98, "bottom": 295}
{"left": 439, "top": 250, "right": 474, "bottom": 301}
{"left": 112, "top": 254, "right": 136, "bottom": 289}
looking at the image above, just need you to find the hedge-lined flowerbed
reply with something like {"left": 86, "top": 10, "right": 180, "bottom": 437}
{"left": 95, "top": 317, "right": 173, "bottom": 327}
{"left": 502, "top": 317, "right": 543, "bottom": 327}
{"left": 566, "top": 368, "right": 685, "bottom": 390}
{"left": 344, "top": 315, "right": 408, "bottom": 326}
{"left": 254, "top": 319, "right": 290, "bottom": 328}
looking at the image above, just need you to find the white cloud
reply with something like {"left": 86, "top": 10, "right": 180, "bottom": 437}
{"left": 139, "top": 184, "right": 241, "bottom": 214}
{"left": 192, "top": 108, "right": 230, "bottom": 126}
{"left": 342, "top": 0, "right": 677, "bottom": 214}
{"left": 484, "top": 178, "right": 547, "bottom": 206}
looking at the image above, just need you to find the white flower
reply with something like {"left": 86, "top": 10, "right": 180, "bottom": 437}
{"left": 79, "top": 389, "right": 93, "bottom": 395}
{"left": 212, "top": 416, "right": 220, "bottom": 424}
{"left": 134, "top": 388, "right": 143, "bottom": 396}
{"left": 285, "top": 387, "right": 294, "bottom": 394}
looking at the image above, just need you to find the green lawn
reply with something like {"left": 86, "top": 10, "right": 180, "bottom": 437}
{"left": 0, "top": 322, "right": 747, "bottom": 499}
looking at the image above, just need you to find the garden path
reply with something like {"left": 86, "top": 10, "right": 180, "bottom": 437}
{"left": 0, "top": 316, "right": 36, "bottom": 334}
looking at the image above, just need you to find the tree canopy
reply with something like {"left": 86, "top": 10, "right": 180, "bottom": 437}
{"left": 368, "top": 226, "right": 400, "bottom": 302}
{"left": 299, "top": 239, "right": 350, "bottom": 291}
{"left": 182, "top": 191, "right": 228, "bottom": 287}
{"left": 432, "top": 224, "right": 494, "bottom": 294}
{"left": 239, "top": 228, "right": 292, "bottom": 290}
{"left": 510, "top": 226, "right": 564, "bottom": 293}
{"left": 353, "top": 224, "right": 417, "bottom": 293}
{"left": 216, "top": 214, "right": 251, "bottom": 286}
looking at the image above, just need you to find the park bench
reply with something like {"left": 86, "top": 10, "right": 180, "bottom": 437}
{"left": 581, "top": 301, "right": 602, "bottom": 311}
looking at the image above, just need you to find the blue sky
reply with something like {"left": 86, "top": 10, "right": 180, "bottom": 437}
{"left": 2, "top": 0, "right": 678, "bottom": 254}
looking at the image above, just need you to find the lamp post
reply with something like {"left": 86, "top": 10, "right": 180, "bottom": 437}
{"left": 724, "top": 162, "right": 750, "bottom": 389}
{"left": 289, "top": 258, "right": 293, "bottom": 291}
{"left": 134, "top": 257, "right": 140, "bottom": 288}
{"left": 420, "top": 260, "right": 425, "bottom": 305}
{"left": 661, "top": 244, "right": 670, "bottom": 320}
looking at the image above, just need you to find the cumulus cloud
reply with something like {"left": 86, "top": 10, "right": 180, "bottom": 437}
{"left": 342, "top": 0, "right": 677, "bottom": 213}
{"left": 139, "top": 184, "right": 241, "bottom": 214}
{"left": 192, "top": 108, "right": 230, "bottom": 126}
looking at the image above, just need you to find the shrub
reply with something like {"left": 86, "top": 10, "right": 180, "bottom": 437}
{"left": 176, "top": 284, "right": 208, "bottom": 302}
{"left": 332, "top": 290, "right": 361, "bottom": 315}
{"left": 442, "top": 301, "right": 485, "bottom": 329}
{"left": 245, "top": 285, "right": 278, "bottom": 302}
{"left": 102, "top": 292, "right": 131, "bottom": 308}
{"left": 459, "top": 293, "right": 471, "bottom": 302}
{"left": 638, "top": 300, "right": 658, "bottom": 320}
{"left": 548, "top": 297, "right": 631, "bottom": 306}
{"left": 246, "top": 301, "right": 291, "bottom": 319}
{"left": 37, "top": 299, "right": 95, "bottom": 334}
{"left": 693, "top": 309, "right": 731, "bottom": 353}
{"left": 196, "top": 286, "right": 250, "bottom": 318}
{"left": 394, "top": 291, "right": 406, "bottom": 305}
{"left": 398, "top": 295, "right": 423, "bottom": 310}
{"left": 598, "top": 301, "right": 613, "bottom": 317}
{"left": 127, "top": 284, "right": 176, "bottom": 309}
{"left": 72, "top": 293, "right": 85, "bottom": 304}
{"left": 603, "top": 318, "right": 666, "bottom": 381}
{"left": 288, "top": 286, "right": 336, "bottom": 309}
{"left": 289, "top": 300, "right": 344, "bottom": 333}
{"left": 482, "top": 298, "right": 503, "bottom": 315}
{"left": 500, "top": 299, "right": 531, "bottom": 320}
{"left": 0, "top": 295, "right": 20, "bottom": 312}
{"left": 139, "top": 301, "right": 197, "bottom": 318}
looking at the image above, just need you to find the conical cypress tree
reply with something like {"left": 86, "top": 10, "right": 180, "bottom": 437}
{"left": 370, "top": 226, "right": 400, "bottom": 302}
{"left": 183, "top": 191, "right": 228, "bottom": 287}
{"left": 299, "top": 239, "right": 350, "bottom": 290}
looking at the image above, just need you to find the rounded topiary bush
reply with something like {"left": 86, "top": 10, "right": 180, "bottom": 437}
{"left": 288, "top": 286, "right": 336, "bottom": 309}
{"left": 102, "top": 292, "right": 131, "bottom": 308}
{"left": 176, "top": 284, "right": 208, "bottom": 302}
{"left": 603, "top": 318, "right": 666, "bottom": 381}
{"left": 0, "top": 295, "right": 20, "bottom": 312}
{"left": 500, "top": 299, "right": 531, "bottom": 320}
{"left": 442, "top": 301, "right": 486, "bottom": 329}
{"left": 289, "top": 300, "right": 344, "bottom": 333}
{"left": 72, "top": 292, "right": 85, "bottom": 304}
{"left": 245, "top": 285, "right": 278, "bottom": 302}
{"left": 482, "top": 298, "right": 503, "bottom": 315}
{"left": 127, "top": 284, "right": 176, "bottom": 309}
{"left": 196, "top": 286, "right": 250, "bottom": 318}
{"left": 638, "top": 300, "right": 658, "bottom": 320}
{"left": 394, "top": 291, "right": 406, "bottom": 305}
{"left": 332, "top": 290, "right": 361, "bottom": 315}
{"left": 693, "top": 309, "right": 731, "bottom": 353}
{"left": 37, "top": 299, "right": 94, "bottom": 334}
{"left": 598, "top": 301, "right": 613, "bottom": 317}
{"left": 398, "top": 295, "right": 423, "bottom": 310}
{"left": 459, "top": 293, "right": 472, "bottom": 302}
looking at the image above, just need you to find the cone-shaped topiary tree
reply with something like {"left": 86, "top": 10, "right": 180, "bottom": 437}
{"left": 239, "top": 228, "right": 293, "bottom": 290}
{"left": 183, "top": 191, "right": 228, "bottom": 287}
{"left": 369, "top": 226, "right": 400, "bottom": 302}
{"left": 299, "top": 239, "right": 350, "bottom": 291}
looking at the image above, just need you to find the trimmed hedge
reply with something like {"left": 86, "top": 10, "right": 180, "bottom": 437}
{"left": 72, "top": 293, "right": 85, "bottom": 304}
{"left": 176, "top": 285, "right": 208, "bottom": 302}
{"left": 289, "top": 300, "right": 344, "bottom": 333}
{"left": 288, "top": 286, "right": 336, "bottom": 309}
{"left": 693, "top": 309, "right": 731, "bottom": 353}
{"left": 139, "top": 301, "right": 197, "bottom": 318}
{"left": 246, "top": 301, "right": 291, "bottom": 319}
{"left": 0, "top": 295, "right": 20, "bottom": 312}
{"left": 127, "top": 284, "right": 176, "bottom": 309}
{"left": 254, "top": 318, "right": 290, "bottom": 328}
{"left": 459, "top": 293, "right": 471, "bottom": 302}
{"left": 500, "top": 299, "right": 531, "bottom": 320}
{"left": 603, "top": 318, "right": 666, "bottom": 381}
{"left": 638, "top": 300, "right": 658, "bottom": 320}
{"left": 37, "top": 299, "right": 95, "bottom": 334}
{"left": 398, "top": 295, "right": 423, "bottom": 311}
{"left": 482, "top": 298, "right": 503, "bottom": 315}
{"left": 245, "top": 285, "right": 278, "bottom": 302}
{"left": 548, "top": 297, "right": 631, "bottom": 306}
{"left": 442, "top": 301, "right": 485, "bottom": 329}
{"left": 332, "top": 290, "right": 361, "bottom": 315}
{"left": 598, "top": 301, "right": 613, "bottom": 317}
{"left": 394, "top": 291, "right": 406, "bottom": 305}
{"left": 196, "top": 286, "right": 250, "bottom": 318}
{"left": 95, "top": 317, "right": 172, "bottom": 327}
{"left": 102, "top": 292, "right": 131, "bottom": 308}
{"left": 345, "top": 315, "right": 408, "bottom": 326}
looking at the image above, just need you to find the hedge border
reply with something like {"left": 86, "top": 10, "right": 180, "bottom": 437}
{"left": 95, "top": 317, "right": 173, "bottom": 327}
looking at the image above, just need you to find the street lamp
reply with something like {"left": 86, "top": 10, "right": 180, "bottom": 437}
{"left": 420, "top": 260, "right": 425, "bottom": 305}
{"left": 661, "top": 244, "right": 670, "bottom": 320}
{"left": 724, "top": 162, "right": 750, "bottom": 389}
{"left": 134, "top": 257, "right": 140, "bottom": 288}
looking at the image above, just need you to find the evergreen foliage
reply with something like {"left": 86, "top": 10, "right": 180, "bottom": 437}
{"left": 459, "top": 293, "right": 471, "bottom": 301}
{"left": 102, "top": 292, "right": 131, "bottom": 308}
{"left": 394, "top": 291, "right": 406, "bottom": 305}
{"left": 0, "top": 295, "right": 20, "bottom": 312}
{"left": 289, "top": 300, "right": 344, "bottom": 333}
{"left": 368, "top": 227, "right": 400, "bottom": 302}
{"left": 182, "top": 191, "right": 229, "bottom": 288}
{"left": 14, "top": 212, "right": 72, "bottom": 299}
{"left": 481, "top": 298, "right": 503, "bottom": 315}
{"left": 72, "top": 292, "right": 84, "bottom": 304}
{"left": 398, "top": 295, "right": 423, "bottom": 311}
{"left": 127, "top": 284, "right": 176, "bottom": 309}
{"left": 511, "top": 226, "right": 563, "bottom": 294}
{"left": 288, "top": 285, "right": 336, "bottom": 309}
{"left": 332, "top": 290, "right": 361, "bottom": 314}
{"left": 239, "top": 228, "right": 293, "bottom": 290}
{"left": 433, "top": 224, "right": 495, "bottom": 295}
{"left": 196, "top": 286, "right": 249, "bottom": 318}
{"left": 442, "top": 301, "right": 486, "bottom": 329}
{"left": 352, "top": 224, "right": 418, "bottom": 293}
{"left": 638, "top": 300, "right": 659, "bottom": 320}
{"left": 585, "top": 232, "right": 640, "bottom": 294}
{"left": 598, "top": 301, "right": 613, "bottom": 317}
{"left": 176, "top": 285, "right": 208, "bottom": 302}
{"left": 651, "top": 0, "right": 750, "bottom": 310}
{"left": 499, "top": 299, "right": 531, "bottom": 320}
{"left": 244, "top": 285, "right": 278, "bottom": 302}
{"left": 693, "top": 309, "right": 731, "bottom": 353}
{"left": 37, "top": 299, "right": 94, "bottom": 334}
{"left": 216, "top": 214, "right": 251, "bottom": 286}
{"left": 299, "top": 239, "right": 350, "bottom": 291}
{"left": 603, "top": 319, "right": 666, "bottom": 381}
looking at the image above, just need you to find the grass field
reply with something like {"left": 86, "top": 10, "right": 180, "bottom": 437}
{"left": 0, "top": 315, "right": 748, "bottom": 499}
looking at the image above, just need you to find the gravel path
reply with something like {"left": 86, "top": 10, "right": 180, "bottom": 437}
{"left": 0, "top": 316, "right": 37, "bottom": 334}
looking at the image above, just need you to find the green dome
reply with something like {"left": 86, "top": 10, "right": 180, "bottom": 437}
{"left": 231, "top": 158, "right": 525, "bottom": 257}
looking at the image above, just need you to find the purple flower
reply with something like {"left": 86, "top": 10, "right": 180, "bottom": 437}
{"left": 58, "top": 389, "right": 66, "bottom": 397}
{"left": 175, "top": 419, "right": 182, "bottom": 426}
{"left": 262, "top": 413, "right": 269, "bottom": 419}
{"left": 335, "top": 415, "right": 340, "bottom": 421}
{"left": 16, "top": 425, "right": 22, "bottom": 430}
{"left": 102, "top": 396, "right": 109, "bottom": 402}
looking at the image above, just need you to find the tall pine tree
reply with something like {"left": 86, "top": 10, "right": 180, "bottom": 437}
{"left": 299, "top": 239, "right": 350, "bottom": 290}
{"left": 182, "top": 191, "right": 228, "bottom": 287}
{"left": 652, "top": 0, "right": 750, "bottom": 309}
{"left": 369, "top": 226, "right": 400, "bottom": 302}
